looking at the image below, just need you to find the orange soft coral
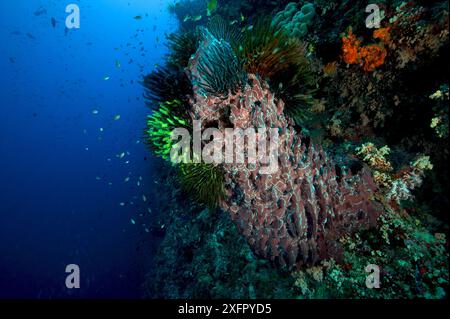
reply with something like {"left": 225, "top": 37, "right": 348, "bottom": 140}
{"left": 373, "top": 27, "right": 391, "bottom": 43}
{"left": 342, "top": 29, "right": 388, "bottom": 72}
{"left": 359, "top": 44, "right": 387, "bottom": 72}
{"left": 342, "top": 29, "right": 361, "bottom": 65}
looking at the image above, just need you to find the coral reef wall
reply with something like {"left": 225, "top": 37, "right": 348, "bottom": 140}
{"left": 143, "top": 0, "right": 449, "bottom": 298}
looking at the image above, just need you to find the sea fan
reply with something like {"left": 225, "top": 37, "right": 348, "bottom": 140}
{"left": 239, "top": 18, "right": 306, "bottom": 79}
{"left": 179, "top": 162, "right": 225, "bottom": 208}
{"left": 269, "top": 42, "right": 318, "bottom": 125}
{"left": 142, "top": 66, "right": 193, "bottom": 107}
{"left": 195, "top": 28, "right": 245, "bottom": 97}
{"left": 166, "top": 31, "right": 199, "bottom": 69}
{"left": 145, "top": 99, "right": 190, "bottom": 160}
{"left": 207, "top": 15, "right": 243, "bottom": 51}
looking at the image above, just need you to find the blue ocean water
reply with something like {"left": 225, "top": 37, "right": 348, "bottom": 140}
{"left": 0, "top": 0, "right": 177, "bottom": 298}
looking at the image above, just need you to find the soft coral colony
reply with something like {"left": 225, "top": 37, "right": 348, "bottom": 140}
{"left": 143, "top": 0, "right": 449, "bottom": 298}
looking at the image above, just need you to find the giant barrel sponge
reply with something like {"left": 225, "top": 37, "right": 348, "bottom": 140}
{"left": 185, "top": 29, "right": 382, "bottom": 270}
